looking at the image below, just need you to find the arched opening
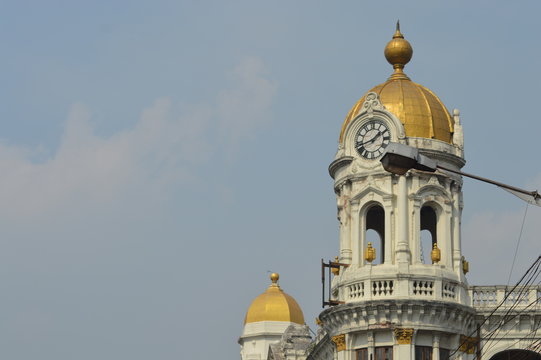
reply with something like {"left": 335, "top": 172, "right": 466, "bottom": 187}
{"left": 420, "top": 205, "right": 437, "bottom": 264}
{"left": 366, "top": 205, "right": 385, "bottom": 264}
{"left": 489, "top": 350, "right": 541, "bottom": 360}
{"left": 420, "top": 230, "right": 432, "bottom": 264}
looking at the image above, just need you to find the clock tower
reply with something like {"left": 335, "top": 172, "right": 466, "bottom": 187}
{"left": 239, "top": 23, "right": 541, "bottom": 360}
{"left": 312, "top": 23, "right": 475, "bottom": 360}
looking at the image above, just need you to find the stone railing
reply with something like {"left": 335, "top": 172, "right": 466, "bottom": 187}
{"left": 372, "top": 280, "right": 394, "bottom": 297}
{"left": 469, "top": 285, "right": 541, "bottom": 310}
{"left": 344, "top": 278, "right": 461, "bottom": 302}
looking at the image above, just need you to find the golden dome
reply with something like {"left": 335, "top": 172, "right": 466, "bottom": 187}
{"left": 244, "top": 273, "right": 305, "bottom": 325}
{"left": 340, "top": 22, "right": 453, "bottom": 143}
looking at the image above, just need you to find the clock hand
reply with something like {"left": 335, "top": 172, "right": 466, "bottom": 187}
{"left": 357, "top": 133, "right": 382, "bottom": 148}
{"left": 371, "top": 132, "right": 382, "bottom": 143}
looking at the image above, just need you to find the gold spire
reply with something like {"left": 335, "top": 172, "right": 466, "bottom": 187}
{"left": 384, "top": 21, "right": 413, "bottom": 80}
{"left": 393, "top": 20, "right": 403, "bottom": 38}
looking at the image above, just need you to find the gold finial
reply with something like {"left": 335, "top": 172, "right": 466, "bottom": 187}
{"left": 270, "top": 272, "right": 279, "bottom": 285}
{"left": 331, "top": 256, "right": 340, "bottom": 276}
{"left": 365, "top": 242, "right": 376, "bottom": 263}
{"left": 431, "top": 243, "right": 441, "bottom": 264}
{"left": 462, "top": 256, "right": 469, "bottom": 274}
{"left": 384, "top": 21, "right": 413, "bottom": 80}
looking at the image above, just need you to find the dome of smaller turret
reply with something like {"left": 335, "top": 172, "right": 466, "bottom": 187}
{"left": 244, "top": 273, "right": 305, "bottom": 325}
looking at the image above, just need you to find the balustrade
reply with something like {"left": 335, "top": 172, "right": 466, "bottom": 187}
{"left": 469, "top": 285, "right": 541, "bottom": 309}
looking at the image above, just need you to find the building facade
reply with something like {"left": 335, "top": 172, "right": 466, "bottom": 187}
{"left": 239, "top": 25, "right": 541, "bottom": 360}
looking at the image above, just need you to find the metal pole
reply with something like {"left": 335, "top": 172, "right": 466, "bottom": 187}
{"left": 321, "top": 259, "right": 325, "bottom": 308}
{"left": 437, "top": 164, "right": 540, "bottom": 201}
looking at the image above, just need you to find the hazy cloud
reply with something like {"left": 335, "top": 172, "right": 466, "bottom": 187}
{"left": 218, "top": 57, "right": 277, "bottom": 146}
{"left": 0, "top": 57, "right": 275, "bottom": 223}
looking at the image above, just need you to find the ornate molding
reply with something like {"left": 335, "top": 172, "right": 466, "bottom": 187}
{"left": 318, "top": 299, "right": 476, "bottom": 338}
{"left": 329, "top": 156, "right": 354, "bottom": 179}
{"left": 361, "top": 92, "right": 386, "bottom": 115}
{"left": 331, "top": 334, "right": 346, "bottom": 352}
{"left": 394, "top": 328, "right": 414, "bottom": 344}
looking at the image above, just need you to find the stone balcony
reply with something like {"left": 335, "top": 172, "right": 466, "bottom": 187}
{"left": 332, "top": 263, "right": 469, "bottom": 306}
{"left": 469, "top": 285, "right": 541, "bottom": 311}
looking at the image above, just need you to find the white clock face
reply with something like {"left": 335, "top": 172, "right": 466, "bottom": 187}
{"left": 355, "top": 120, "right": 391, "bottom": 159}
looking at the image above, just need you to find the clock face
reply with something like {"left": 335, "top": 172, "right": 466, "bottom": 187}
{"left": 355, "top": 120, "right": 391, "bottom": 159}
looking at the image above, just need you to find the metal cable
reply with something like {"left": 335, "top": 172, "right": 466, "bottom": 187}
{"left": 449, "top": 256, "right": 541, "bottom": 359}
{"left": 481, "top": 263, "right": 541, "bottom": 350}
{"left": 507, "top": 203, "right": 530, "bottom": 286}
{"left": 477, "top": 263, "right": 541, "bottom": 358}
{"left": 479, "top": 288, "right": 541, "bottom": 359}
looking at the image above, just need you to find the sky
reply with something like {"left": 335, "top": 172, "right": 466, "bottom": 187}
{"left": 1, "top": 1, "right": 541, "bottom": 359}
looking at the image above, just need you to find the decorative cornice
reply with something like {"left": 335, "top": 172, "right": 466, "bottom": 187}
{"left": 319, "top": 299, "right": 476, "bottom": 337}
{"left": 328, "top": 156, "right": 354, "bottom": 179}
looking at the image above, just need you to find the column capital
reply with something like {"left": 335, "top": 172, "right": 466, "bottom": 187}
{"left": 394, "top": 328, "right": 414, "bottom": 344}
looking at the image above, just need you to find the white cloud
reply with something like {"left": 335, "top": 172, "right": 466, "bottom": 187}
{"left": 0, "top": 57, "right": 275, "bottom": 224}
{"left": 218, "top": 57, "right": 277, "bottom": 146}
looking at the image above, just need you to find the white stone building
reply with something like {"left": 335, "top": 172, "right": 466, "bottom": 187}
{"left": 239, "top": 24, "right": 541, "bottom": 360}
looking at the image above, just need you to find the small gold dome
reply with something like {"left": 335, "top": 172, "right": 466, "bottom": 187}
{"left": 340, "top": 23, "right": 453, "bottom": 143}
{"left": 244, "top": 273, "right": 305, "bottom": 325}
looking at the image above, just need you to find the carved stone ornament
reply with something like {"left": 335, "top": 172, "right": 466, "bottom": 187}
{"left": 394, "top": 328, "right": 414, "bottom": 344}
{"left": 362, "top": 92, "right": 386, "bottom": 115}
{"left": 459, "top": 335, "right": 477, "bottom": 354}
{"left": 331, "top": 334, "right": 346, "bottom": 352}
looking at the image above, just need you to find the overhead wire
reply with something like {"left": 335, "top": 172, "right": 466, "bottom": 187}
{"left": 507, "top": 202, "right": 530, "bottom": 286}
{"left": 479, "top": 260, "right": 541, "bottom": 354}
{"left": 449, "top": 256, "right": 541, "bottom": 360}
{"left": 479, "top": 290, "right": 541, "bottom": 360}
{"left": 481, "top": 318, "right": 541, "bottom": 360}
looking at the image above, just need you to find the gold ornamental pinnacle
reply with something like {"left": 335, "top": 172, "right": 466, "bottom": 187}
{"left": 331, "top": 256, "right": 340, "bottom": 276}
{"left": 431, "top": 243, "right": 441, "bottom": 264}
{"left": 365, "top": 242, "right": 376, "bottom": 263}
{"left": 384, "top": 21, "right": 413, "bottom": 80}
{"left": 462, "top": 256, "right": 470, "bottom": 274}
{"left": 270, "top": 272, "right": 279, "bottom": 285}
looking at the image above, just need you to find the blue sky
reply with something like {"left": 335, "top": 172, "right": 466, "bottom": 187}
{"left": 1, "top": 1, "right": 541, "bottom": 359}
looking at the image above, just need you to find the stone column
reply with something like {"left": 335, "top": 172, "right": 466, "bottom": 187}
{"left": 383, "top": 194, "right": 393, "bottom": 265}
{"left": 332, "top": 334, "right": 347, "bottom": 360}
{"left": 396, "top": 175, "right": 410, "bottom": 269}
{"left": 394, "top": 328, "right": 414, "bottom": 360}
{"left": 451, "top": 183, "right": 462, "bottom": 274}
{"left": 442, "top": 202, "right": 453, "bottom": 268}
{"left": 351, "top": 200, "right": 360, "bottom": 266}
{"left": 433, "top": 333, "right": 440, "bottom": 360}
{"left": 367, "top": 331, "right": 375, "bottom": 360}
{"left": 339, "top": 182, "right": 353, "bottom": 265}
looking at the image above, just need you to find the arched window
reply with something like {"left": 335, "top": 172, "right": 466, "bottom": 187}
{"left": 489, "top": 350, "right": 541, "bottom": 360}
{"left": 366, "top": 205, "right": 385, "bottom": 264}
{"left": 420, "top": 205, "right": 437, "bottom": 264}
